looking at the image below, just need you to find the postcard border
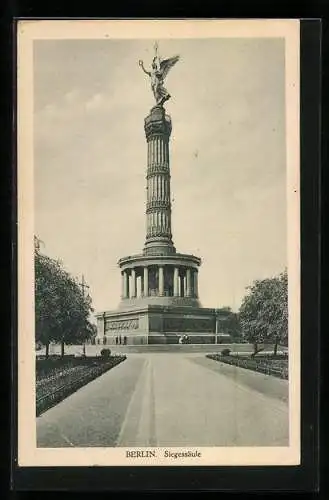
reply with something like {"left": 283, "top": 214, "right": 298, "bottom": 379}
{"left": 11, "top": 18, "right": 321, "bottom": 491}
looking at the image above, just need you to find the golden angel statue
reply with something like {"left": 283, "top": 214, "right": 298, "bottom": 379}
{"left": 139, "top": 42, "right": 180, "bottom": 106}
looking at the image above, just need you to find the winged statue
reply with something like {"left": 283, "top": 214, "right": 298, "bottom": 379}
{"left": 139, "top": 42, "right": 180, "bottom": 106}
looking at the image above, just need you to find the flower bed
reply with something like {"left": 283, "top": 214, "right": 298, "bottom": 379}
{"left": 206, "top": 353, "right": 288, "bottom": 380}
{"left": 36, "top": 355, "right": 126, "bottom": 416}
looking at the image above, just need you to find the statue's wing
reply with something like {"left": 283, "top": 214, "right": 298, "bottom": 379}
{"left": 160, "top": 55, "right": 180, "bottom": 79}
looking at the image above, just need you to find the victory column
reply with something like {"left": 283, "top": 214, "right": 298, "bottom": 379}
{"left": 96, "top": 44, "right": 229, "bottom": 345}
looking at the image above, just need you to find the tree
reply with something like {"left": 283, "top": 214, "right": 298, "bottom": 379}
{"left": 35, "top": 236, "right": 95, "bottom": 357}
{"left": 35, "top": 238, "right": 65, "bottom": 357}
{"left": 87, "top": 323, "right": 97, "bottom": 345}
{"left": 239, "top": 270, "right": 288, "bottom": 356}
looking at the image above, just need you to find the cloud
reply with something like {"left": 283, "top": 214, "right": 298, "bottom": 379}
{"left": 64, "top": 88, "right": 81, "bottom": 104}
{"left": 85, "top": 92, "right": 104, "bottom": 111}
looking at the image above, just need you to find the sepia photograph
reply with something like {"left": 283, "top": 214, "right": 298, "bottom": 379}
{"left": 17, "top": 19, "right": 300, "bottom": 467}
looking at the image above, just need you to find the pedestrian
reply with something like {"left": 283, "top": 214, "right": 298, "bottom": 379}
{"left": 119, "top": 335, "right": 122, "bottom": 345}
{"left": 115, "top": 336, "right": 118, "bottom": 345}
{"left": 123, "top": 335, "right": 127, "bottom": 345}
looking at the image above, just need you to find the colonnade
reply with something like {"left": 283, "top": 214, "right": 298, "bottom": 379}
{"left": 121, "top": 265, "right": 199, "bottom": 299}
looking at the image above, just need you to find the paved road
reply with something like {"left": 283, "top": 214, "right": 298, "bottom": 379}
{"left": 37, "top": 354, "right": 289, "bottom": 448}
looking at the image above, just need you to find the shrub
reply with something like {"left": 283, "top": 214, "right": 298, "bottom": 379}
{"left": 100, "top": 348, "right": 111, "bottom": 359}
{"left": 221, "top": 348, "right": 231, "bottom": 357}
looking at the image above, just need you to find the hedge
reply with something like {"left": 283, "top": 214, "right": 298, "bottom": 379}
{"left": 36, "top": 356, "right": 126, "bottom": 416}
{"left": 206, "top": 354, "right": 288, "bottom": 380}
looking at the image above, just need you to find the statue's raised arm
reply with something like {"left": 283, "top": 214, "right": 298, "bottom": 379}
{"left": 139, "top": 43, "right": 180, "bottom": 107}
{"left": 139, "top": 60, "right": 151, "bottom": 77}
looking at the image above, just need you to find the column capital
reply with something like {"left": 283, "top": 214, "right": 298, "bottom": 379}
{"left": 144, "top": 106, "right": 172, "bottom": 140}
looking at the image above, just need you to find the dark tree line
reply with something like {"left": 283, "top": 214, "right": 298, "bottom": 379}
{"left": 217, "top": 270, "right": 288, "bottom": 356}
{"left": 35, "top": 236, "right": 96, "bottom": 357}
{"left": 239, "top": 269, "right": 288, "bottom": 356}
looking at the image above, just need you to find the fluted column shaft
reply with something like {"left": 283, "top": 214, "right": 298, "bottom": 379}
{"left": 180, "top": 276, "right": 185, "bottom": 297}
{"left": 146, "top": 135, "right": 171, "bottom": 239}
{"left": 186, "top": 268, "right": 192, "bottom": 297}
{"left": 131, "top": 268, "right": 136, "bottom": 298}
{"left": 173, "top": 267, "right": 179, "bottom": 296}
{"left": 121, "top": 272, "right": 125, "bottom": 299}
{"left": 193, "top": 270, "right": 198, "bottom": 298}
{"left": 144, "top": 106, "right": 175, "bottom": 255}
{"left": 123, "top": 271, "right": 129, "bottom": 299}
{"left": 143, "top": 267, "right": 149, "bottom": 296}
{"left": 158, "top": 266, "right": 164, "bottom": 296}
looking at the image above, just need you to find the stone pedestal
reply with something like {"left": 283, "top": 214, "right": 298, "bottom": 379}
{"left": 97, "top": 305, "right": 220, "bottom": 345}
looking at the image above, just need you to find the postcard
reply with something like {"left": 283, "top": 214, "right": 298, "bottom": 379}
{"left": 17, "top": 18, "right": 300, "bottom": 467}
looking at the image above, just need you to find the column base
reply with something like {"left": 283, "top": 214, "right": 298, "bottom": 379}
{"left": 144, "top": 238, "right": 176, "bottom": 256}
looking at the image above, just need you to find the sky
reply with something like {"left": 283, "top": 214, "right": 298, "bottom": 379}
{"left": 34, "top": 37, "right": 286, "bottom": 314}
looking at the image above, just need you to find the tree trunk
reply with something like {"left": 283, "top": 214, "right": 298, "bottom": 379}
{"left": 83, "top": 343, "right": 86, "bottom": 356}
{"left": 274, "top": 341, "right": 278, "bottom": 357}
{"left": 251, "top": 343, "right": 264, "bottom": 358}
{"left": 45, "top": 342, "right": 49, "bottom": 359}
{"left": 61, "top": 340, "right": 65, "bottom": 357}
{"left": 251, "top": 342, "right": 258, "bottom": 358}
